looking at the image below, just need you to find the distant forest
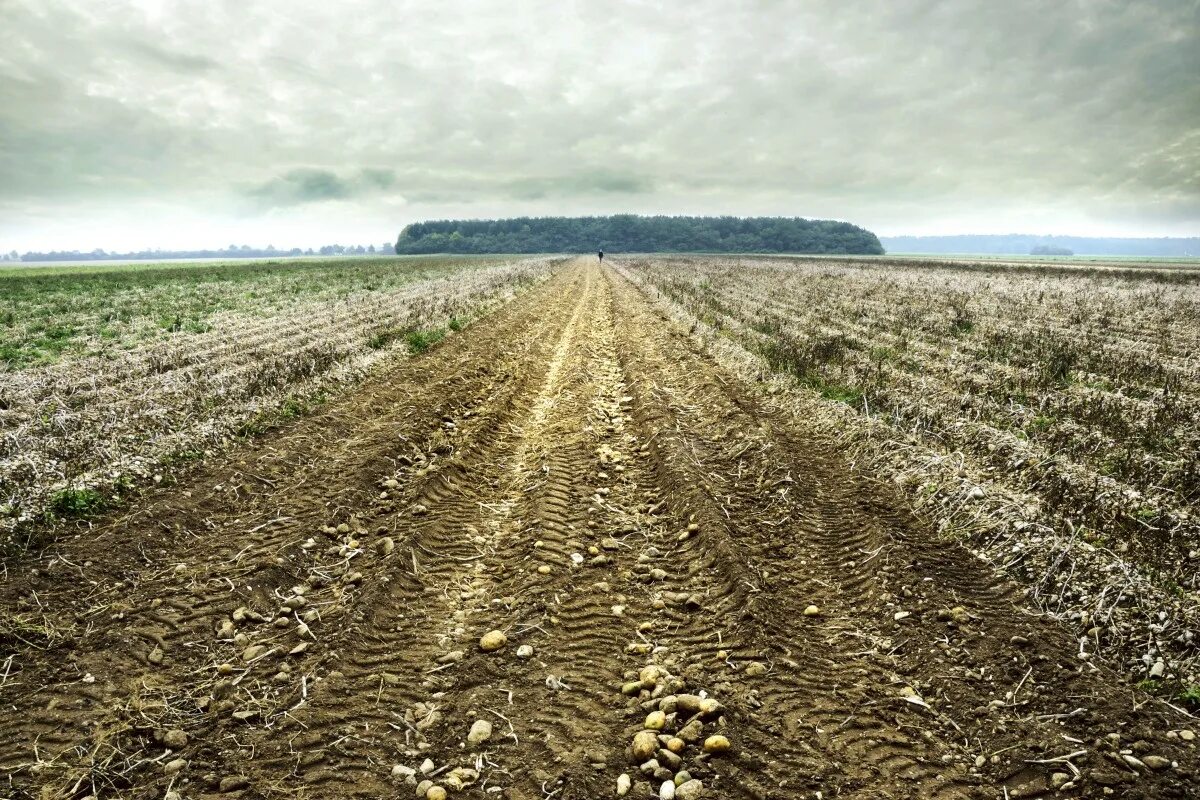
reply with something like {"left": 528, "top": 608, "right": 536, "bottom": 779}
{"left": 394, "top": 215, "right": 884, "bottom": 255}
{"left": 882, "top": 235, "right": 1200, "bottom": 257}
{"left": 6, "top": 243, "right": 395, "bottom": 262}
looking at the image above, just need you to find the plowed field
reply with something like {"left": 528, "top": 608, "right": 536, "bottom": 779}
{"left": 1, "top": 259, "right": 1196, "bottom": 799}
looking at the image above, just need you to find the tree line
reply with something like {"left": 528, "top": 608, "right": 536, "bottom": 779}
{"left": 6, "top": 243, "right": 396, "bottom": 262}
{"left": 394, "top": 215, "right": 884, "bottom": 255}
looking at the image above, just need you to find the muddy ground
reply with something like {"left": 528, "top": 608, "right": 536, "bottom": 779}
{"left": 1, "top": 259, "right": 1197, "bottom": 799}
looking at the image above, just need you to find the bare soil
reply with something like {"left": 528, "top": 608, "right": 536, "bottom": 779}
{"left": 1, "top": 259, "right": 1196, "bottom": 799}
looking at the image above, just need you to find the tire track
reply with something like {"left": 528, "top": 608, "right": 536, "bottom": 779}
{"left": 605, "top": 267, "right": 981, "bottom": 799}
{"left": 0, "top": 267, "right": 573, "bottom": 799}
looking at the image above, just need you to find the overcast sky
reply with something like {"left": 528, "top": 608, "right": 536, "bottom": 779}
{"left": 1, "top": 0, "right": 1197, "bottom": 251}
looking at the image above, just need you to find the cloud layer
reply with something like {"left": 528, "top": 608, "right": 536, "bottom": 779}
{"left": 1, "top": 0, "right": 1197, "bottom": 250}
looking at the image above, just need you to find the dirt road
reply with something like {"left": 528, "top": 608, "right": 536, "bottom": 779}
{"left": 1, "top": 259, "right": 1196, "bottom": 799}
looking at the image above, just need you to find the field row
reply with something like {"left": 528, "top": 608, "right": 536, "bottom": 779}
{"left": 0, "top": 256, "right": 563, "bottom": 551}
{"left": 615, "top": 255, "right": 1200, "bottom": 688}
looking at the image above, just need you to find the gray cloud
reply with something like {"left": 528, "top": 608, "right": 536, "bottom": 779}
{"left": 0, "top": 0, "right": 1196, "bottom": 250}
{"left": 245, "top": 168, "right": 396, "bottom": 207}
{"left": 504, "top": 172, "right": 655, "bottom": 201}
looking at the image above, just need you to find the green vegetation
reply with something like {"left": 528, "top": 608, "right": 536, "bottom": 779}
{"left": 404, "top": 329, "right": 445, "bottom": 354}
{"left": 47, "top": 487, "right": 106, "bottom": 518}
{"left": 395, "top": 215, "right": 884, "bottom": 255}
{"left": 0, "top": 256, "right": 498, "bottom": 369}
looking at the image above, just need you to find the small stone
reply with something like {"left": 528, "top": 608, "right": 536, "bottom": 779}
{"left": 676, "top": 779, "right": 704, "bottom": 800}
{"left": 657, "top": 748, "right": 682, "bottom": 769}
{"left": 702, "top": 735, "right": 731, "bottom": 754}
{"left": 479, "top": 630, "right": 507, "bottom": 652}
{"left": 1142, "top": 755, "right": 1171, "bottom": 770}
{"left": 516, "top": 644, "right": 534, "bottom": 658}
{"left": 437, "top": 650, "right": 464, "bottom": 664}
{"left": 163, "top": 758, "right": 187, "bottom": 774}
{"left": 632, "top": 730, "right": 659, "bottom": 761}
{"left": 666, "top": 737, "right": 685, "bottom": 753}
{"left": 645, "top": 710, "right": 667, "bottom": 730}
{"left": 640, "top": 665, "right": 665, "bottom": 685}
{"left": 162, "top": 729, "right": 188, "bottom": 749}
{"left": 659, "top": 780, "right": 676, "bottom": 799}
{"left": 1180, "top": 730, "right": 1196, "bottom": 741}
{"left": 616, "top": 773, "right": 632, "bottom": 796}
{"left": 377, "top": 537, "right": 395, "bottom": 555}
{"left": 420, "top": 758, "right": 436, "bottom": 775}
{"left": 415, "top": 779, "right": 432, "bottom": 796}
{"left": 1050, "top": 772, "right": 1071, "bottom": 788}
{"left": 467, "top": 719, "right": 493, "bottom": 745}
{"left": 942, "top": 606, "right": 970, "bottom": 624}
{"left": 744, "top": 661, "right": 768, "bottom": 677}
{"left": 537, "top": 565, "right": 552, "bottom": 575}
{"left": 1149, "top": 659, "right": 1165, "bottom": 679}
{"left": 803, "top": 605, "right": 821, "bottom": 616}
{"left": 677, "top": 720, "right": 703, "bottom": 743}
{"left": 392, "top": 764, "right": 416, "bottom": 780}
{"left": 242, "top": 645, "right": 267, "bottom": 661}
{"left": 219, "top": 776, "right": 249, "bottom": 793}
{"left": 148, "top": 646, "right": 164, "bottom": 665}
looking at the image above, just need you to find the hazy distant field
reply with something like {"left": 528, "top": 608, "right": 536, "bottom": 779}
{"left": 874, "top": 252, "right": 1200, "bottom": 270}
{"left": 0, "top": 255, "right": 525, "bottom": 368}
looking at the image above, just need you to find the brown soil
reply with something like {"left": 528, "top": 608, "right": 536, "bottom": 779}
{"left": 1, "top": 259, "right": 1196, "bottom": 800}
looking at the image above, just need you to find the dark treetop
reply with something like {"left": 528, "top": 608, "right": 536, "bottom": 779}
{"left": 394, "top": 215, "right": 884, "bottom": 255}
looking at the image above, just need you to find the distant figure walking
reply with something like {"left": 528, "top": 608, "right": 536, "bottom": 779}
{"left": 598, "top": 250, "right": 604, "bottom": 263}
